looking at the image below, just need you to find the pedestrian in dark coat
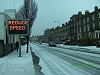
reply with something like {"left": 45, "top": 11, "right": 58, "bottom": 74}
{"left": 15, "top": 41, "right": 19, "bottom": 52}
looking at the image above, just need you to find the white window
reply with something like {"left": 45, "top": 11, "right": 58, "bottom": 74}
{"left": 88, "top": 32, "right": 92, "bottom": 38}
{"left": 87, "top": 17, "right": 89, "bottom": 22}
{"left": 93, "top": 23, "right": 95, "bottom": 29}
{"left": 74, "top": 29, "right": 75, "bottom": 33}
{"left": 77, "top": 28, "right": 78, "bottom": 33}
{"left": 79, "top": 20, "right": 81, "bottom": 25}
{"left": 83, "top": 18, "right": 85, "bottom": 23}
{"left": 77, "top": 21, "right": 78, "bottom": 26}
{"left": 99, "top": 12, "right": 100, "bottom": 18}
{"left": 95, "top": 31, "right": 100, "bottom": 38}
{"left": 99, "top": 21, "right": 100, "bottom": 27}
{"left": 74, "top": 23, "right": 75, "bottom": 27}
{"left": 80, "top": 27, "right": 81, "bottom": 33}
{"left": 87, "top": 24, "right": 90, "bottom": 31}
{"left": 78, "top": 34, "right": 82, "bottom": 40}
{"left": 70, "top": 18, "right": 72, "bottom": 21}
{"left": 99, "top": 32, "right": 100, "bottom": 38}
{"left": 84, "top": 26, "right": 86, "bottom": 32}
{"left": 92, "top": 14, "right": 95, "bottom": 20}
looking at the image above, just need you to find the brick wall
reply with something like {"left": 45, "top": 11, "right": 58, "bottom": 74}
{"left": 0, "top": 40, "right": 16, "bottom": 57}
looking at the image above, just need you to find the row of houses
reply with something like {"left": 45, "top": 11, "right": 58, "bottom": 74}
{"left": 39, "top": 6, "right": 100, "bottom": 43}
{"left": 0, "top": 9, "right": 20, "bottom": 57}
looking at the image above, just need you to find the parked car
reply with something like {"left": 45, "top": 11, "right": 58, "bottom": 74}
{"left": 64, "top": 40, "right": 71, "bottom": 45}
{"left": 96, "top": 41, "right": 100, "bottom": 47}
{"left": 39, "top": 42, "right": 42, "bottom": 44}
{"left": 48, "top": 42, "right": 56, "bottom": 47}
{"left": 21, "top": 40, "right": 27, "bottom": 45}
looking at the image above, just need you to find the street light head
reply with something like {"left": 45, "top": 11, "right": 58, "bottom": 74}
{"left": 54, "top": 21, "right": 59, "bottom": 23}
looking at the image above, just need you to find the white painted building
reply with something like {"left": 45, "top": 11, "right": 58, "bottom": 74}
{"left": 0, "top": 12, "right": 9, "bottom": 57}
{"left": 0, "top": 13, "right": 6, "bottom": 41}
{"left": 4, "top": 9, "right": 19, "bottom": 44}
{"left": 0, "top": 9, "right": 19, "bottom": 57}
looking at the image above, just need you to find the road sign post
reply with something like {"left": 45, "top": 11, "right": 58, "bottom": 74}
{"left": 7, "top": 19, "right": 29, "bottom": 57}
{"left": 19, "top": 35, "right": 21, "bottom": 57}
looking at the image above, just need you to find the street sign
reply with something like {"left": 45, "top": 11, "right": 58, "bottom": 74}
{"left": 7, "top": 19, "right": 29, "bottom": 35}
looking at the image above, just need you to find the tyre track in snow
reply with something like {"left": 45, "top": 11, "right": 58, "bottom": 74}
{"left": 57, "top": 46, "right": 100, "bottom": 54}
{"left": 37, "top": 45, "right": 100, "bottom": 75}
{"left": 40, "top": 45, "right": 100, "bottom": 65}
{"left": 33, "top": 44, "right": 89, "bottom": 75}
{"left": 33, "top": 47, "right": 67, "bottom": 75}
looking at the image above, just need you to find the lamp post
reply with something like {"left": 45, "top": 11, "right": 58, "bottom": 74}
{"left": 54, "top": 20, "right": 60, "bottom": 45}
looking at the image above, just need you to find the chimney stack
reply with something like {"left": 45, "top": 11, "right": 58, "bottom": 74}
{"left": 85, "top": 10, "right": 90, "bottom": 15}
{"left": 94, "top": 6, "right": 98, "bottom": 11}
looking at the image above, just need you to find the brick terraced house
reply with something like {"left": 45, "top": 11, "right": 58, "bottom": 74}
{"left": 42, "top": 6, "right": 100, "bottom": 44}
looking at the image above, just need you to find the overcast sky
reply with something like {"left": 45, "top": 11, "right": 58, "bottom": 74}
{"left": 0, "top": 0, "right": 100, "bottom": 36}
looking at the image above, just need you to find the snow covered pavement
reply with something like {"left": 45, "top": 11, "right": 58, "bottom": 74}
{"left": 0, "top": 45, "right": 35, "bottom": 75}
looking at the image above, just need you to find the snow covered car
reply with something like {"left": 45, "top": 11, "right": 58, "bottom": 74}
{"left": 48, "top": 42, "right": 56, "bottom": 47}
{"left": 96, "top": 41, "right": 100, "bottom": 47}
{"left": 64, "top": 40, "right": 71, "bottom": 45}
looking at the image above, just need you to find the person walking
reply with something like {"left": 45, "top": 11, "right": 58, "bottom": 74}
{"left": 15, "top": 41, "right": 19, "bottom": 52}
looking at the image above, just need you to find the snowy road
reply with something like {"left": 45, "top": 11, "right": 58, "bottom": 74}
{"left": 31, "top": 44, "right": 100, "bottom": 75}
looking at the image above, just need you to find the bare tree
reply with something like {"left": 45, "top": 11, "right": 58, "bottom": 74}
{"left": 16, "top": 0, "right": 38, "bottom": 53}
{"left": 16, "top": 0, "right": 38, "bottom": 32}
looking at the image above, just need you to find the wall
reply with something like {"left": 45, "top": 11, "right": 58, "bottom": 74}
{"left": 0, "top": 9, "right": 17, "bottom": 57}
{"left": 0, "top": 40, "right": 4, "bottom": 57}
